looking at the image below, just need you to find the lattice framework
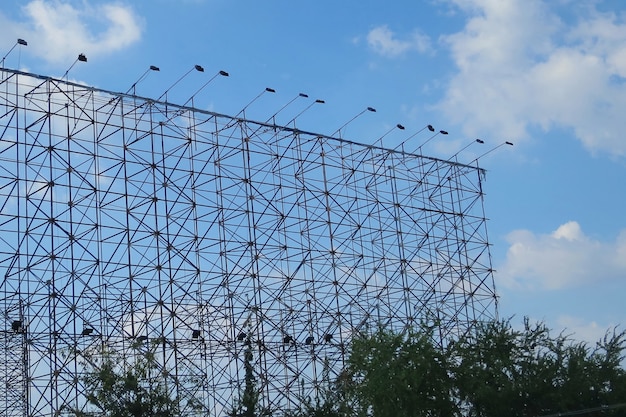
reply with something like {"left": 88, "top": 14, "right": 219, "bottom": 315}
{"left": 0, "top": 68, "right": 497, "bottom": 416}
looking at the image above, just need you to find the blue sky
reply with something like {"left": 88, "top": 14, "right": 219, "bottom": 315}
{"left": 1, "top": 0, "right": 625, "bottom": 343}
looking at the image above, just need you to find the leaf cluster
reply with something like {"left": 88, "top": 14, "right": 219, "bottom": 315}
{"left": 346, "top": 325, "right": 455, "bottom": 417}
{"left": 68, "top": 319, "right": 626, "bottom": 417}
{"left": 323, "top": 319, "right": 626, "bottom": 417}
{"left": 70, "top": 343, "right": 182, "bottom": 417}
{"left": 451, "top": 319, "right": 626, "bottom": 417}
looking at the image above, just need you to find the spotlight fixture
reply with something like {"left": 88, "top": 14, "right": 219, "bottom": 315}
{"left": 1, "top": 38, "right": 28, "bottom": 68}
{"left": 265, "top": 92, "right": 310, "bottom": 126}
{"left": 127, "top": 65, "right": 160, "bottom": 95}
{"left": 62, "top": 53, "right": 88, "bottom": 80}
{"left": 376, "top": 123, "right": 406, "bottom": 147}
{"left": 285, "top": 97, "right": 325, "bottom": 127}
{"left": 236, "top": 87, "right": 276, "bottom": 118}
{"left": 332, "top": 106, "right": 377, "bottom": 138}
{"left": 471, "top": 141, "right": 514, "bottom": 163}
{"left": 415, "top": 128, "right": 450, "bottom": 154}
{"left": 158, "top": 64, "right": 206, "bottom": 102}
{"left": 184, "top": 69, "right": 230, "bottom": 107}
{"left": 449, "top": 138, "right": 485, "bottom": 161}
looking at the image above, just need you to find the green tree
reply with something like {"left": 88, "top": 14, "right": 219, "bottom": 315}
{"left": 345, "top": 324, "right": 456, "bottom": 417}
{"left": 285, "top": 358, "right": 352, "bottom": 417}
{"left": 552, "top": 328, "right": 626, "bottom": 416}
{"left": 451, "top": 318, "right": 561, "bottom": 416}
{"left": 451, "top": 318, "right": 626, "bottom": 417}
{"left": 339, "top": 319, "right": 625, "bottom": 417}
{"left": 70, "top": 341, "right": 185, "bottom": 417}
{"left": 226, "top": 338, "right": 271, "bottom": 417}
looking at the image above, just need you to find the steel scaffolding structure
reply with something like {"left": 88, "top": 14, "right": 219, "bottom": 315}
{"left": 0, "top": 67, "right": 497, "bottom": 416}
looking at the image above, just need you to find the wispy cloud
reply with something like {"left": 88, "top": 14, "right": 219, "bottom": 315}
{"left": 555, "top": 315, "right": 621, "bottom": 345}
{"left": 497, "top": 221, "right": 626, "bottom": 291}
{"left": 366, "top": 25, "right": 431, "bottom": 57}
{"left": 1, "top": 0, "right": 143, "bottom": 65}
{"left": 437, "top": 0, "right": 626, "bottom": 156}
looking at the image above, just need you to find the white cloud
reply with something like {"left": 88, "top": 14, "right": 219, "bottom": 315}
{"left": 555, "top": 315, "right": 620, "bottom": 345}
{"left": 1, "top": 1, "right": 142, "bottom": 65}
{"left": 367, "top": 25, "right": 431, "bottom": 57}
{"left": 497, "top": 221, "right": 626, "bottom": 291}
{"left": 437, "top": 0, "right": 626, "bottom": 156}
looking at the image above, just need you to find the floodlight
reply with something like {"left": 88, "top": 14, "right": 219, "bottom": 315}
{"left": 332, "top": 106, "right": 378, "bottom": 138}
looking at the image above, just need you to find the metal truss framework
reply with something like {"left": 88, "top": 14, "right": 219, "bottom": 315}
{"left": 0, "top": 68, "right": 497, "bottom": 416}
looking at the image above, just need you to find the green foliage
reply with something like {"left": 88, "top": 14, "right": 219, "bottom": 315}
{"left": 337, "top": 319, "right": 625, "bottom": 417}
{"left": 451, "top": 318, "right": 561, "bottom": 416}
{"left": 553, "top": 328, "right": 626, "bottom": 416}
{"left": 345, "top": 325, "right": 456, "bottom": 417}
{"left": 66, "top": 319, "right": 625, "bottom": 417}
{"left": 70, "top": 342, "right": 184, "bottom": 417}
{"left": 450, "top": 318, "right": 626, "bottom": 417}
{"left": 226, "top": 339, "right": 272, "bottom": 417}
{"left": 285, "top": 358, "right": 352, "bottom": 417}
